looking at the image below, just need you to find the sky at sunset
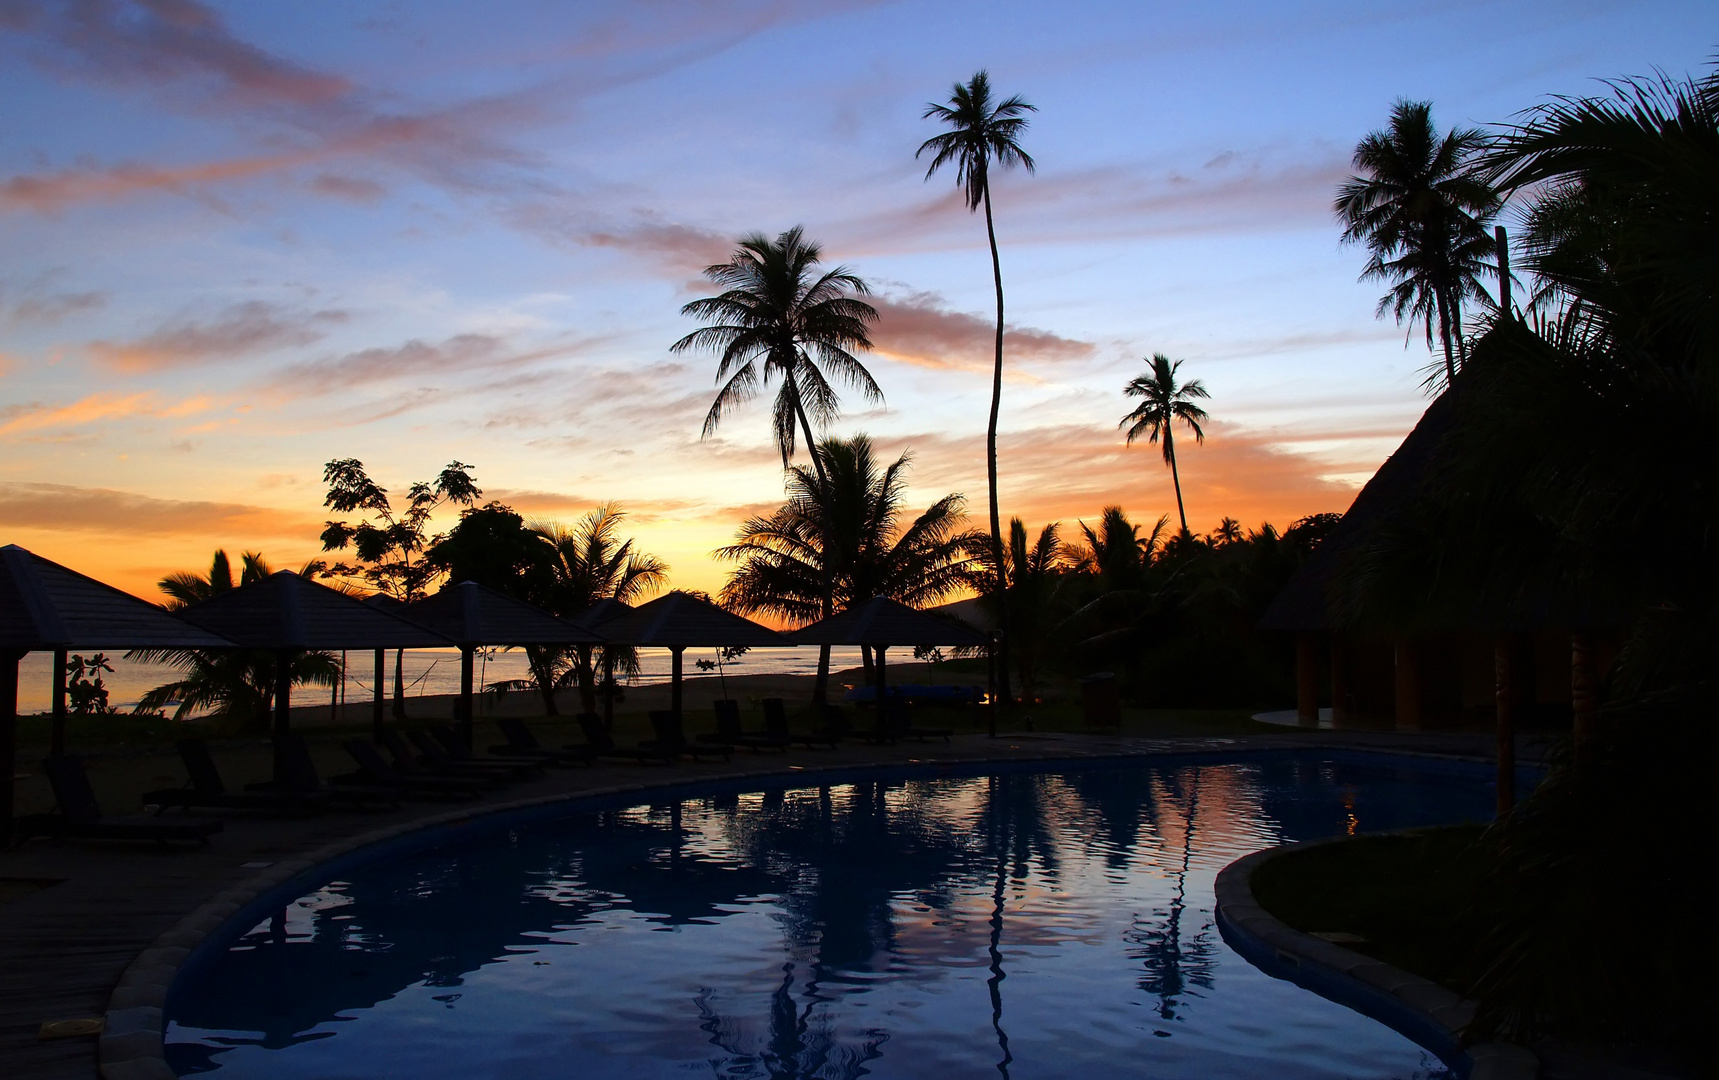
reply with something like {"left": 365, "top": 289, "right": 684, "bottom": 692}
{"left": 0, "top": 0, "right": 1708, "bottom": 601}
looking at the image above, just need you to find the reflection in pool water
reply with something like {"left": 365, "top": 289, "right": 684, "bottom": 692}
{"left": 166, "top": 755, "right": 1490, "bottom": 1079}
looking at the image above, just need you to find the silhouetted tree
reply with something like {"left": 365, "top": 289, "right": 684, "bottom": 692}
{"left": 1120, "top": 354, "right": 1210, "bottom": 535}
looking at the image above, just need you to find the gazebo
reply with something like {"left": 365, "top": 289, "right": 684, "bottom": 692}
{"left": 790, "top": 595, "right": 988, "bottom": 727}
{"left": 0, "top": 545, "right": 234, "bottom": 843}
{"left": 567, "top": 598, "right": 633, "bottom": 726}
{"left": 596, "top": 592, "right": 781, "bottom": 720}
{"left": 175, "top": 571, "right": 451, "bottom": 787}
{"left": 405, "top": 581, "right": 603, "bottom": 750}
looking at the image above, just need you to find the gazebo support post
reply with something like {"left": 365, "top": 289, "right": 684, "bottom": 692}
{"left": 372, "top": 649, "right": 385, "bottom": 743}
{"left": 2, "top": 648, "right": 26, "bottom": 848}
{"left": 876, "top": 645, "right": 889, "bottom": 731}
{"left": 1295, "top": 632, "right": 1319, "bottom": 725}
{"left": 51, "top": 646, "right": 68, "bottom": 757}
{"left": 273, "top": 648, "right": 293, "bottom": 790}
{"left": 459, "top": 645, "right": 475, "bottom": 753}
{"left": 986, "top": 635, "right": 998, "bottom": 739}
{"left": 670, "top": 646, "right": 684, "bottom": 722}
{"left": 1495, "top": 638, "right": 1515, "bottom": 816}
{"left": 602, "top": 651, "right": 615, "bottom": 731}
{"left": 1571, "top": 630, "right": 1597, "bottom": 762}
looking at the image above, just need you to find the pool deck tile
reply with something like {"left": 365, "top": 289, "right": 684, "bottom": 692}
{"left": 0, "top": 728, "right": 1527, "bottom": 1079}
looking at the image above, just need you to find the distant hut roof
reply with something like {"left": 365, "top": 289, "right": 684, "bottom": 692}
{"left": 0, "top": 544, "right": 233, "bottom": 651}
{"left": 790, "top": 595, "right": 988, "bottom": 648}
{"left": 176, "top": 570, "right": 451, "bottom": 650}
{"left": 567, "top": 598, "right": 634, "bottom": 631}
{"left": 1257, "top": 395, "right": 1457, "bottom": 632}
{"left": 406, "top": 581, "right": 602, "bottom": 647}
{"left": 928, "top": 595, "right": 996, "bottom": 634}
{"left": 599, "top": 591, "right": 781, "bottom": 648}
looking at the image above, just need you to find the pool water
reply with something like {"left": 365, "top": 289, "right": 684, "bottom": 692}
{"left": 165, "top": 755, "right": 1492, "bottom": 1079}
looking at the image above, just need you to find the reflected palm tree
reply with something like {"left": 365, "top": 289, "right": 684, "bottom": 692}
{"left": 1128, "top": 769, "right": 1218, "bottom": 1021}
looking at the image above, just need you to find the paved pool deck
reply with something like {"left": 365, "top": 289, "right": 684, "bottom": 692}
{"left": 0, "top": 728, "right": 1532, "bottom": 1080}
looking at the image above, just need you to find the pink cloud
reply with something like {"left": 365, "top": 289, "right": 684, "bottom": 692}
{"left": 87, "top": 301, "right": 347, "bottom": 373}
{"left": 870, "top": 291, "right": 1094, "bottom": 371}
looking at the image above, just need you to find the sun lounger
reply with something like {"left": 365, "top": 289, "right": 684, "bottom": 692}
{"left": 408, "top": 728, "right": 539, "bottom": 781}
{"left": 488, "top": 717, "right": 595, "bottom": 766}
{"left": 426, "top": 725, "right": 546, "bottom": 778}
{"left": 247, "top": 734, "right": 402, "bottom": 809}
{"left": 16, "top": 756, "right": 223, "bottom": 845}
{"left": 645, "top": 710, "right": 730, "bottom": 761}
{"left": 696, "top": 699, "right": 746, "bottom": 746}
{"left": 142, "top": 738, "right": 327, "bottom": 816}
{"left": 341, "top": 740, "right": 486, "bottom": 799}
{"left": 896, "top": 703, "right": 953, "bottom": 742}
{"left": 568, "top": 713, "right": 673, "bottom": 764}
{"left": 376, "top": 728, "right": 504, "bottom": 786}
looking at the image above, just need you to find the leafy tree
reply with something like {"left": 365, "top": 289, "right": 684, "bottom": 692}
{"left": 1120, "top": 354, "right": 1210, "bottom": 536}
{"left": 718, "top": 435, "right": 978, "bottom": 688}
{"left": 919, "top": 69, "right": 1037, "bottom": 703}
{"left": 1335, "top": 99, "right": 1500, "bottom": 387}
{"left": 674, "top": 226, "right": 882, "bottom": 477}
{"left": 963, "top": 518, "right": 1069, "bottom": 703}
{"left": 319, "top": 458, "right": 480, "bottom": 715}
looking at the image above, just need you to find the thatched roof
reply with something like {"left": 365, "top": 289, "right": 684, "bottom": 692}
{"left": 0, "top": 544, "right": 233, "bottom": 651}
{"left": 406, "top": 581, "right": 602, "bottom": 646}
{"left": 1257, "top": 394, "right": 1457, "bottom": 632}
{"left": 599, "top": 591, "right": 781, "bottom": 647}
{"left": 176, "top": 571, "right": 451, "bottom": 650}
{"left": 790, "top": 595, "right": 988, "bottom": 647}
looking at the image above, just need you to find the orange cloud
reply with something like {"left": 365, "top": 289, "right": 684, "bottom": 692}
{"left": 870, "top": 291, "right": 1095, "bottom": 372}
{"left": 0, "top": 482, "right": 321, "bottom": 540}
{"left": 0, "top": 151, "right": 318, "bottom": 213}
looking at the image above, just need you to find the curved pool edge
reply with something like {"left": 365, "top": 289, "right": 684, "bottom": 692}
{"left": 1214, "top": 838, "right": 1539, "bottom": 1080}
{"left": 101, "top": 743, "right": 1526, "bottom": 1080}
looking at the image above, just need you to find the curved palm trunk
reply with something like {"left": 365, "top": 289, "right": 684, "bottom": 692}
{"left": 982, "top": 184, "right": 1014, "bottom": 706}
{"left": 1434, "top": 287, "right": 1457, "bottom": 385}
{"left": 786, "top": 371, "right": 837, "bottom": 705}
{"left": 1165, "top": 427, "right": 1189, "bottom": 536}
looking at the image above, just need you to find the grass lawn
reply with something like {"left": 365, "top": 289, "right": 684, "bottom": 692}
{"left": 1248, "top": 824, "right": 1493, "bottom": 994}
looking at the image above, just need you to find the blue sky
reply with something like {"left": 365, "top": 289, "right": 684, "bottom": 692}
{"left": 0, "top": 0, "right": 1708, "bottom": 596}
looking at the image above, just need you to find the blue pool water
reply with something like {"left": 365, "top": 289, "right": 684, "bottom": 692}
{"left": 165, "top": 753, "right": 1495, "bottom": 1079}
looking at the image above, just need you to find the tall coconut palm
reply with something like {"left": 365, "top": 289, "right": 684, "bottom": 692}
{"left": 1120, "top": 354, "right": 1210, "bottom": 536}
{"left": 674, "top": 226, "right": 882, "bottom": 477}
{"left": 718, "top": 435, "right": 979, "bottom": 694}
{"left": 1335, "top": 99, "right": 1500, "bottom": 387}
{"left": 531, "top": 503, "right": 668, "bottom": 715}
{"left": 919, "top": 70, "right": 1036, "bottom": 703}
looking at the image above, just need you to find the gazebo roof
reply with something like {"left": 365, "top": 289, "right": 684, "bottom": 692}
{"left": 176, "top": 571, "right": 452, "bottom": 650}
{"left": 406, "top": 581, "right": 603, "bottom": 647}
{"left": 790, "top": 595, "right": 987, "bottom": 648}
{"left": 598, "top": 591, "right": 781, "bottom": 648}
{"left": 0, "top": 545, "right": 233, "bottom": 651}
{"left": 566, "top": 597, "right": 633, "bottom": 631}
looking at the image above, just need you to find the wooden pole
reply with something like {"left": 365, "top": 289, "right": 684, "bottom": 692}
{"left": 1, "top": 649, "right": 25, "bottom": 849}
{"left": 372, "top": 648, "right": 385, "bottom": 742}
{"left": 670, "top": 646, "right": 684, "bottom": 722}
{"left": 1495, "top": 639, "right": 1516, "bottom": 815}
{"left": 459, "top": 645, "right": 475, "bottom": 754}
{"left": 51, "top": 647, "right": 68, "bottom": 757}
{"left": 273, "top": 649, "right": 293, "bottom": 790}
{"left": 1393, "top": 639, "right": 1422, "bottom": 731}
{"left": 1295, "top": 632, "right": 1319, "bottom": 725}
{"left": 602, "top": 650, "right": 615, "bottom": 730}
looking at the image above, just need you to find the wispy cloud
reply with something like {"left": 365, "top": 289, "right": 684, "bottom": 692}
{"left": 871, "top": 290, "right": 1094, "bottom": 371}
{"left": 87, "top": 301, "right": 347, "bottom": 373}
{"left": 269, "top": 330, "right": 610, "bottom": 396}
{"left": 0, "top": 390, "right": 215, "bottom": 435}
{"left": 0, "top": 480, "right": 318, "bottom": 538}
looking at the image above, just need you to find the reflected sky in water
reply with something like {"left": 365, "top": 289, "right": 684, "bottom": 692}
{"left": 166, "top": 756, "right": 1489, "bottom": 1079}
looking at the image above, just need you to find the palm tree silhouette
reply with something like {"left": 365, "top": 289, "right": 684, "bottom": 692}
{"left": 1120, "top": 354, "right": 1210, "bottom": 536}
{"left": 919, "top": 69, "right": 1036, "bottom": 705}
{"left": 1335, "top": 99, "right": 1499, "bottom": 387}
{"left": 674, "top": 226, "right": 882, "bottom": 479}
{"left": 718, "top": 435, "right": 977, "bottom": 689}
{"left": 531, "top": 504, "right": 668, "bottom": 715}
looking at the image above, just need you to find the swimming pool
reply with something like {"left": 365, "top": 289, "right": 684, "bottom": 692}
{"left": 165, "top": 753, "right": 1495, "bottom": 1079}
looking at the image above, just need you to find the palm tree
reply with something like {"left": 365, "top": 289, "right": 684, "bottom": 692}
{"left": 530, "top": 504, "right": 668, "bottom": 714}
{"left": 919, "top": 70, "right": 1036, "bottom": 704}
{"left": 673, "top": 226, "right": 882, "bottom": 477}
{"left": 718, "top": 435, "right": 978, "bottom": 694}
{"left": 1335, "top": 99, "right": 1500, "bottom": 387}
{"left": 1120, "top": 354, "right": 1210, "bottom": 536}
{"left": 964, "top": 518, "right": 1069, "bottom": 702}
{"left": 132, "top": 550, "right": 338, "bottom": 726}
